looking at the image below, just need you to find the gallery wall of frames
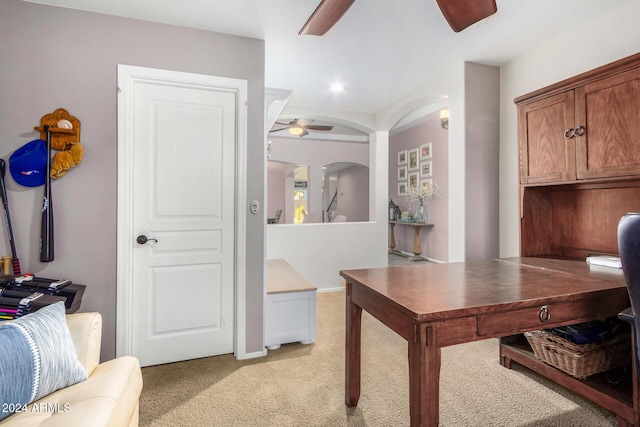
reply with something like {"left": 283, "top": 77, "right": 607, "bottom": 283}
{"left": 388, "top": 110, "right": 449, "bottom": 262}
{"left": 396, "top": 142, "right": 433, "bottom": 198}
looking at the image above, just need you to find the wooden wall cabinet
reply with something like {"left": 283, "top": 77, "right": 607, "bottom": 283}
{"left": 518, "top": 91, "right": 576, "bottom": 184}
{"left": 518, "top": 53, "right": 640, "bottom": 186}
{"left": 576, "top": 67, "right": 640, "bottom": 180}
{"left": 511, "top": 53, "right": 640, "bottom": 426}
{"left": 518, "top": 52, "right": 640, "bottom": 259}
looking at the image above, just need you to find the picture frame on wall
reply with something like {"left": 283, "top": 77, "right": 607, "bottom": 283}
{"left": 408, "top": 171, "right": 419, "bottom": 188}
{"left": 421, "top": 161, "right": 432, "bottom": 177}
{"left": 398, "top": 182, "right": 407, "bottom": 196}
{"left": 398, "top": 150, "right": 407, "bottom": 165}
{"left": 421, "top": 179, "right": 433, "bottom": 192}
{"left": 398, "top": 166, "right": 407, "bottom": 181}
{"left": 420, "top": 142, "right": 432, "bottom": 160}
{"left": 408, "top": 148, "right": 419, "bottom": 171}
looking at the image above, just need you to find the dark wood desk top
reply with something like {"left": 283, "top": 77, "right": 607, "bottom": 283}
{"left": 501, "top": 256, "right": 625, "bottom": 283}
{"left": 340, "top": 258, "right": 628, "bottom": 323}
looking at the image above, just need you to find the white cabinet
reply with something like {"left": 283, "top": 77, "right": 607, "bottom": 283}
{"left": 265, "top": 259, "right": 317, "bottom": 350}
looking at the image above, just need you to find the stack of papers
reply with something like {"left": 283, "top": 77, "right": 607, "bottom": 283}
{"left": 586, "top": 254, "right": 622, "bottom": 269}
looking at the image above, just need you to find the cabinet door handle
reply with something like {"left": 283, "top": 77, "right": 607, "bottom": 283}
{"left": 564, "top": 128, "right": 575, "bottom": 139}
{"left": 539, "top": 305, "right": 551, "bottom": 323}
{"left": 574, "top": 125, "right": 585, "bottom": 136}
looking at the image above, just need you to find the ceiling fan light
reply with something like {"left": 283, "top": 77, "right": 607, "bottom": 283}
{"left": 289, "top": 126, "right": 306, "bottom": 136}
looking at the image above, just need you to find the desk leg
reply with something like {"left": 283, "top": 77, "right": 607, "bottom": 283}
{"left": 408, "top": 323, "right": 441, "bottom": 427}
{"left": 345, "top": 282, "right": 362, "bottom": 407}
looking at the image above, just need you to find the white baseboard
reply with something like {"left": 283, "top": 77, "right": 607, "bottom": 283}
{"left": 392, "top": 250, "right": 445, "bottom": 264}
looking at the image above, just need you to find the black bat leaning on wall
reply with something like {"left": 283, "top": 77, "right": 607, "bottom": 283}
{"left": 40, "top": 125, "right": 54, "bottom": 262}
{"left": 0, "top": 158, "right": 21, "bottom": 275}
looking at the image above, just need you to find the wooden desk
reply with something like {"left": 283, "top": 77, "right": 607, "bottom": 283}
{"left": 388, "top": 220, "right": 433, "bottom": 261}
{"left": 341, "top": 258, "right": 636, "bottom": 426}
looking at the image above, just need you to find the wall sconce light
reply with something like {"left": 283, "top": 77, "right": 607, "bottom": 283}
{"left": 440, "top": 109, "right": 449, "bottom": 129}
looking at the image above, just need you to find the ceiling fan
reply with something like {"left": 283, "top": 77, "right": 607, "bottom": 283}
{"left": 269, "top": 119, "right": 333, "bottom": 137}
{"left": 299, "top": 0, "right": 497, "bottom": 36}
{"left": 436, "top": 0, "right": 497, "bottom": 32}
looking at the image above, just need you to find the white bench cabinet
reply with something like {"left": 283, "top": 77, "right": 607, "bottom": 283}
{"left": 265, "top": 259, "right": 317, "bottom": 350}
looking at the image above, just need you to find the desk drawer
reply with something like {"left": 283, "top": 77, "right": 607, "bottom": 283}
{"left": 476, "top": 293, "right": 628, "bottom": 337}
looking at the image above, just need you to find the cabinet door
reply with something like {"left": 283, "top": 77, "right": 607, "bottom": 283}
{"left": 576, "top": 67, "right": 640, "bottom": 179}
{"left": 518, "top": 91, "right": 576, "bottom": 184}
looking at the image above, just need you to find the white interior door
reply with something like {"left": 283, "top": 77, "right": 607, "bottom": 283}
{"left": 117, "top": 65, "right": 246, "bottom": 367}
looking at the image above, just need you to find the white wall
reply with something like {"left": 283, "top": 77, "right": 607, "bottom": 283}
{"left": 267, "top": 221, "right": 381, "bottom": 289}
{"left": 267, "top": 130, "right": 388, "bottom": 290}
{"left": 499, "top": 0, "right": 640, "bottom": 257}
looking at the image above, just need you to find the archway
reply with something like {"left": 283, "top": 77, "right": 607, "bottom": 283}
{"left": 385, "top": 96, "right": 450, "bottom": 263}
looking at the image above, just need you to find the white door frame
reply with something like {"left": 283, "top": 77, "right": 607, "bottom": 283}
{"left": 115, "top": 64, "right": 249, "bottom": 360}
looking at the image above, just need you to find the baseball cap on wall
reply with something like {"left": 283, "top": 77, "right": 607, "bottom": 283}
{"left": 9, "top": 139, "right": 47, "bottom": 187}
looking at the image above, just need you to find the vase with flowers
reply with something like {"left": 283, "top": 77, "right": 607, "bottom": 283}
{"left": 405, "top": 182, "right": 441, "bottom": 223}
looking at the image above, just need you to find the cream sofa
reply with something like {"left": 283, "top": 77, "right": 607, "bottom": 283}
{"left": 0, "top": 312, "right": 143, "bottom": 427}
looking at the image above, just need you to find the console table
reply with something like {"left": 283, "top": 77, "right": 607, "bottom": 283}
{"left": 341, "top": 258, "right": 635, "bottom": 426}
{"left": 388, "top": 220, "right": 433, "bottom": 261}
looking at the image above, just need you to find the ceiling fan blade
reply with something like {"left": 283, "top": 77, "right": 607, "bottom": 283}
{"left": 268, "top": 126, "right": 290, "bottom": 133}
{"left": 304, "top": 125, "right": 333, "bottom": 131}
{"left": 299, "top": 0, "right": 356, "bottom": 36}
{"left": 297, "top": 118, "right": 315, "bottom": 126}
{"left": 435, "top": 0, "right": 497, "bottom": 32}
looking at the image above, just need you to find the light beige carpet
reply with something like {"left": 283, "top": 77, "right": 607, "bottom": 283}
{"left": 139, "top": 291, "right": 618, "bottom": 426}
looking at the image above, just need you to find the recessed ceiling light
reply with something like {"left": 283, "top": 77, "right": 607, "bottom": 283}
{"left": 330, "top": 83, "right": 344, "bottom": 92}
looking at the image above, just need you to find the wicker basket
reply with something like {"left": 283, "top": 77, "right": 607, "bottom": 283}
{"left": 524, "top": 329, "right": 630, "bottom": 379}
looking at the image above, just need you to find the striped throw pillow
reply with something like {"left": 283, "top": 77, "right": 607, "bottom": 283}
{"left": 0, "top": 301, "right": 87, "bottom": 420}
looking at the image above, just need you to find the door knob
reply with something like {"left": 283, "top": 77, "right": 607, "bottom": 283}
{"left": 136, "top": 235, "right": 158, "bottom": 245}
